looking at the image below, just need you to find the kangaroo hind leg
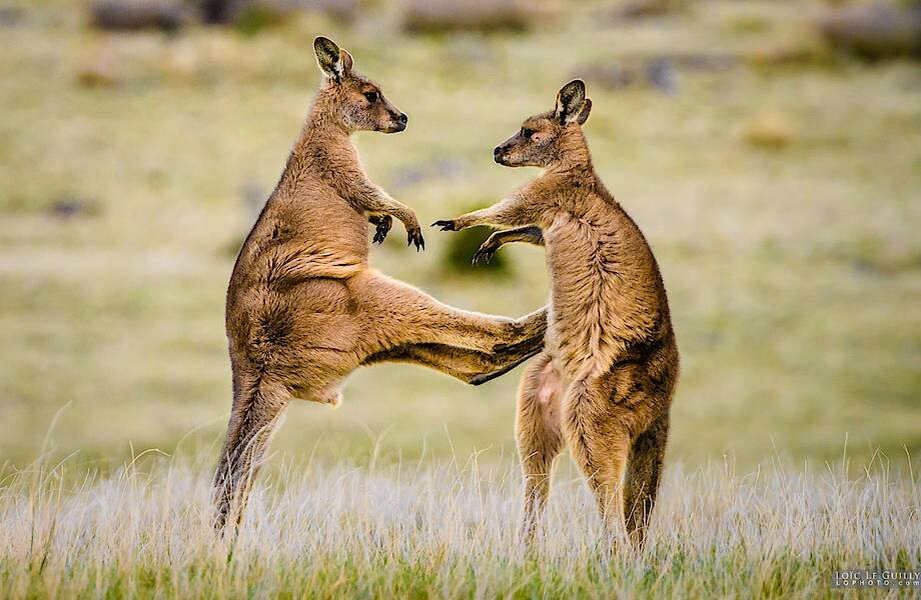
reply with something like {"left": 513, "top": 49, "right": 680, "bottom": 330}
{"left": 212, "top": 378, "right": 289, "bottom": 531}
{"left": 624, "top": 413, "right": 669, "bottom": 549}
{"left": 360, "top": 272, "right": 547, "bottom": 353}
{"left": 516, "top": 352, "right": 564, "bottom": 542}
{"left": 361, "top": 335, "right": 543, "bottom": 386}
{"left": 563, "top": 381, "right": 632, "bottom": 545}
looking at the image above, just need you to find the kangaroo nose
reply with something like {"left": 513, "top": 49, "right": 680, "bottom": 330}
{"left": 398, "top": 113, "right": 408, "bottom": 125}
{"left": 493, "top": 146, "right": 502, "bottom": 158}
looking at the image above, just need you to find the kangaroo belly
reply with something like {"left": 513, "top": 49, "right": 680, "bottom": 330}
{"left": 229, "top": 276, "right": 364, "bottom": 371}
{"left": 270, "top": 278, "right": 365, "bottom": 356}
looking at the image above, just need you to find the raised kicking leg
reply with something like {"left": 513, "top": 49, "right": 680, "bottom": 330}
{"left": 361, "top": 335, "right": 544, "bottom": 385}
{"left": 356, "top": 271, "right": 547, "bottom": 354}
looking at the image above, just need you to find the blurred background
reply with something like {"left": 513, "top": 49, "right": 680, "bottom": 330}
{"left": 1, "top": 0, "right": 919, "bottom": 474}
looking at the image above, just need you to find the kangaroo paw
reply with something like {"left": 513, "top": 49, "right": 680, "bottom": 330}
{"left": 370, "top": 215, "right": 392, "bottom": 244}
{"left": 407, "top": 227, "right": 425, "bottom": 251}
{"left": 431, "top": 219, "right": 458, "bottom": 232}
{"left": 472, "top": 244, "right": 498, "bottom": 265}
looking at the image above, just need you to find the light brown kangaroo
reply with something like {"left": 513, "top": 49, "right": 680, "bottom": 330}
{"left": 434, "top": 80, "right": 679, "bottom": 548}
{"left": 213, "top": 36, "right": 547, "bottom": 531}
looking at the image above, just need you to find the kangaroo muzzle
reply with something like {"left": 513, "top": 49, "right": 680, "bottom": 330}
{"left": 387, "top": 112, "right": 408, "bottom": 133}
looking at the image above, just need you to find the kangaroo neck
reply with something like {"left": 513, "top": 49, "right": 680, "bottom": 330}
{"left": 293, "top": 105, "right": 357, "bottom": 167}
{"left": 275, "top": 102, "right": 360, "bottom": 197}
{"left": 541, "top": 160, "right": 596, "bottom": 191}
{"left": 546, "top": 126, "right": 593, "bottom": 173}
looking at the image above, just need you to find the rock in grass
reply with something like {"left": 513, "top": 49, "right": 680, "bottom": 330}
{"left": 573, "top": 58, "right": 679, "bottom": 94}
{"left": 402, "top": 0, "right": 535, "bottom": 34}
{"left": 306, "top": 0, "right": 360, "bottom": 26}
{"left": 89, "top": 0, "right": 189, "bottom": 32}
{"left": 574, "top": 63, "right": 637, "bottom": 91}
{"left": 75, "top": 61, "right": 120, "bottom": 88}
{"left": 816, "top": 3, "right": 921, "bottom": 61}
{"left": 202, "top": 0, "right": 357, "bottom": 28}
{"left": 617, "top": 0, "right": 686, "bottom": 20}
{"left": 743, "top": 111, "right": 795, "bottom": 150}
{"left": 747, "top": 41, "right": 831, "bottom": 68}
{"left": 646, "top": 58, "right": 678, "bottom": 94}
{"left": 47, "top": 197, "right": 101, "bottom": 219}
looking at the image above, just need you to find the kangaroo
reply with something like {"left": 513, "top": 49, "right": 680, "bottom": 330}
{"left": 213, "top": 36, "right": 548, "bottom": 530}
{"left": 433, "top": 80, "right": 679, "bottom": 548}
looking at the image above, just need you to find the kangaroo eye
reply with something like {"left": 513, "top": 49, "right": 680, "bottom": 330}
{"left": 521, "top": 128, "right": 535, "bottom": 139}
{"left": 363, "top": 91, "right": 379, "bottom": 103}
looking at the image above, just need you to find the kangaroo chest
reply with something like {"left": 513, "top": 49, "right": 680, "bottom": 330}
{"left": 542, "top": 215, "right": 660, "bottom": 381}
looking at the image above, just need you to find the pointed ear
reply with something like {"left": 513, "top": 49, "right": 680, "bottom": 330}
{"left": 314, "top": 36, "right": 344, "bottom": 82}
{"left": 339, "top": 49, "right": 353, "bottom": 75}
{"left": 554, "top": 79, "right": 587, "bottom": 124}
{"left": 576, "top": 98, "right": 592, "bottom": 125}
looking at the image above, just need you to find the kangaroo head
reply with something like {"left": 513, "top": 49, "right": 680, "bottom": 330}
{"left": 313, "top": 36, "right": 408, "bottom": 134}
{"left": 493, "top": 79, "right": 592, "bottom": 168}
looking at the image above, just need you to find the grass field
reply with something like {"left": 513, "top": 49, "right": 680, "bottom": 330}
{"left": 3, "top": 451, "right": 919, "bottom": 598}
{"left": 1, "top": 0, "right": 920, "bottom": 596}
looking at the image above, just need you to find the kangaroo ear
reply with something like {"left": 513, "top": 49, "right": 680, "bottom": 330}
{"left": 554, "top": 79, "right": 587, "bottom": 124}
{"left": 314, "top": 36, "right": 344, "bottom": 82}
{"left": 339, "top": 49, "right": 353, "bottom": 75}
{"left": 576, "top": 97, "right": 592, "bottom": 125}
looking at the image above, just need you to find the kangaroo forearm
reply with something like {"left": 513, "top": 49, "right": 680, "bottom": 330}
{"left": 366, "top": 196, "right": 417, "bottom": 227}
{"left": 455, "top": 198, "right": 535, "bottom": 229}
{"left": 346, "top": 180, "right": 417, "bottom": 227}
{"left": 492, "top": 226, "right": 544, "bottom": 248}
{"left": 472, "top": 226, "right": 545, "bottom": 266}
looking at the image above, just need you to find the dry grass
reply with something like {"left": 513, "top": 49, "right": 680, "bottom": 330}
{"left": 2, "top": 0, "right": 919, "bottom": 472}
{"left": 2, "top": 447, "right": 918, "bottom": 598}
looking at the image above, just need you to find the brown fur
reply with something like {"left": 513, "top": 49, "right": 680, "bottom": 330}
{"left": 434, "top": 80, "right": 679, "bottom": 548}
{"left": 213, "top": 37, "right": 548, "bottom": 531}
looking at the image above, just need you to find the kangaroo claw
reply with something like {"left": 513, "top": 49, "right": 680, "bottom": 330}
{"left": 472, "top": 245, "right": 496, "bottom": 265}
{"left": 431, "top": 220, "right": 457, "bottom": 232}
{"left": 407, "top": 227, "right": 425, "bottom": 251}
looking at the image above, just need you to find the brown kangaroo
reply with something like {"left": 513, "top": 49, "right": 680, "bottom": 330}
{"left": 434, "top": 80, "right": 679, "bottom": 548}
{"left": 213, "top": 36, "right": 548, "bottom": 530}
